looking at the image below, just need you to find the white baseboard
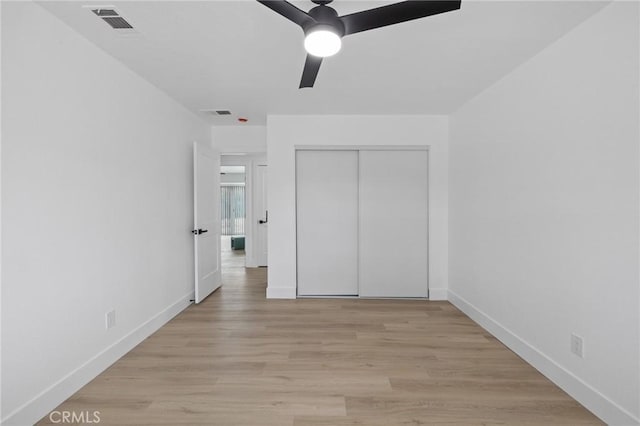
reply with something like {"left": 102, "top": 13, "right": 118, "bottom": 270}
{"left": 447, "top": 289, "right": 640, "bottom": 426}
{"left": 266, "top": 286, "right": 296, "bottom": 299}
{"left": 428, "top": 287, "right": 448, "bottom": 300}
{"left": 2, "top": 292, "right": 195, "bottom": 426}
{"left": 266, "top": 287, "right": 448, "bottom": 301}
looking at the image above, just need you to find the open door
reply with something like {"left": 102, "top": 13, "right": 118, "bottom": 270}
{"left": 193, "top": 142, "right": 221, "bottom": 303}
{"left": 255, "top": 165, "right": 268, "bottom": 267}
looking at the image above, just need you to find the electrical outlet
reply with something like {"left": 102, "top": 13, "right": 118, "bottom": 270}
{"left": 105, "top": 310, "right": 116, "bottom": 329}
{"left": 570, "top": 333, "right": 584, "bottom": 358}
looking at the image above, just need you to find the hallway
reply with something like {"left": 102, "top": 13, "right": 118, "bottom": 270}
{"left": 38, "top": 267, "right": 601, "bottom": 425}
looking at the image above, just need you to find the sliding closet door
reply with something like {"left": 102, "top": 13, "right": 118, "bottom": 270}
{"left": 296, "top": 150, "right": 359, "bottom": 296}
{"left": 359, "top": 150, "right": 429, "bottom": 298}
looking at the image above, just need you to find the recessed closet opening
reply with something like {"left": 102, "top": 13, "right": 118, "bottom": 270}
{"left": 295, "top": 146, "right": 429, "bottom": 299}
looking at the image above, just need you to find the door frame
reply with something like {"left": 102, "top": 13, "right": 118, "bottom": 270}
{"left": 294, "top": 145, "right": 430, "bottom": 299}
{"left": 220, "top": 154, "right": 267, "bottom": 268}
{"left": 254, "top": 164, "right": 268, "bottom": 267}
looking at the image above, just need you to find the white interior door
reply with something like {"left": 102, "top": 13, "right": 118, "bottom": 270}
{"left": 358, "top": 150, "right": 429, "bottom": 298}
{"left": 255, "top": 165, "right": 268, "bottom": 267}
{"left": 193, "top": 142, "right": 221, "bottom": 303}
{"left": 296, "top": 150, "right": 359, "bottom": 296}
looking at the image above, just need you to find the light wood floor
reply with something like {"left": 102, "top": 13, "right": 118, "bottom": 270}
{"left": 38, "top": 246, "right": 602, "bottom": 425}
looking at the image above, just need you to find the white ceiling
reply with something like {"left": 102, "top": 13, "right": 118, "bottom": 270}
{"left": 39, "top": 1, "right": 608, "bottom": 125}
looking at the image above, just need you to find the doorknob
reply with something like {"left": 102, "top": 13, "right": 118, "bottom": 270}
{"left": 191, "top": 229, "right": 208, "bottom": 235}
{"left": 259, "top": 211, "right": 268, "bottom": 224}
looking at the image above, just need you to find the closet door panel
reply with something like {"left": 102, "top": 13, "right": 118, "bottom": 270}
{"left": 359, "top": 150, "right": 428, "bottom": 298}
{"left": 296, "top": 150, "right": 359, "bottom": 296}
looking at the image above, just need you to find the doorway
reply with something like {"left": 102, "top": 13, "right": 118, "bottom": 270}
{"left": 220, "top": 165, "right": 246, "bottom": 271}
{"left": 219, "top": 154, "right": 268, "bottom": 270}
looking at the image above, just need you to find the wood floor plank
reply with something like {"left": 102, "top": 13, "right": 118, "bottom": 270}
{"left": 37, "top": 247, "right": 603, "bottom": 425}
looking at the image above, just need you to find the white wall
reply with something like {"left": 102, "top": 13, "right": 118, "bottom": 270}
{"left": 266, "top": 115, "right": 449, "bottom": 299}
{"left": 212, "top": 125, "right": 267, "bottom": 154}
{"left": 1, "top": 3, "right": 210, "bottom": 425}
{"left": 449, "top": 2, "right": 639, "bottom": 425}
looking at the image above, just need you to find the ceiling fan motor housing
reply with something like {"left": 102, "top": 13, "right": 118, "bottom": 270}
{"left": 305, "top": 5, "right": 345, "bottom": 37}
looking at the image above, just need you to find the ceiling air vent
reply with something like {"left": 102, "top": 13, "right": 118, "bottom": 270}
{"left": 92, "top": 8, "right": 134, "bottom": 30}
{"left": 102, "top": 17, "right": 133, "bottom": 29}
{"left": 199, "top": 110, "right": 234, "bottom": 118}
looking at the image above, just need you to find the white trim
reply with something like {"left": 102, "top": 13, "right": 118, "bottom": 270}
{"left": 447, "top": 289, "right": 640, "bottom": 426}
{"left": 427, "top": 288, "right": 448, "bottom": 301}
{"left": 245, "top": 159, "right": 256, "bottom": 267}
{"left": 254, "top": 164, "right": 269, "bottom": 267}
{"left": 1, "top": 292, "right": 194, "bottom": 426}
{"left": 266, "top": 286, "right": 296, "bottom": 299}
{"left": 637, "top": 6, "right": 640, "bottom": 420}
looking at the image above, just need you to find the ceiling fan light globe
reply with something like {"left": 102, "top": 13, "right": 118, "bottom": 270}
{"left": 304, "top": 29, "right": 342, "bottom": 57}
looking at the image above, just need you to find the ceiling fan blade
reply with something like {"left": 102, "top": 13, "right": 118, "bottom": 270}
{"left": 299, "top": 54, "right": 323, "bottom": 88}
{"left": 257, "top": 1, "right": 315, "bottom": 28}
{"left": 340, "top": 0, "right": 461, "bottom": 36}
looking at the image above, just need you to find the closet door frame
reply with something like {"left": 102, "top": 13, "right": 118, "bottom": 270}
{"left": 294, "top": 145, "right": 430, "bottom": 298}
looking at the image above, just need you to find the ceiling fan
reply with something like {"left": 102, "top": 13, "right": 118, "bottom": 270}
{"left": 257, "top": 0, "right": 462, "bottom": 88}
